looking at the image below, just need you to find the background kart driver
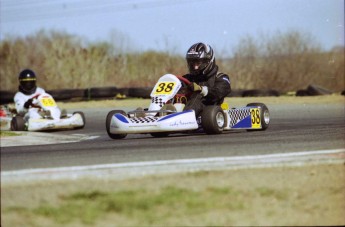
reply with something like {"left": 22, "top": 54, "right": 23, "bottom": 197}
{"left": 14, "top": 69, "right": 62, "bottom": 121}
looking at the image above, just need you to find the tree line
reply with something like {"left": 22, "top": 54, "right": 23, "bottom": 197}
{"left": 1, "top": 30, "right": 343, "bottom": 93}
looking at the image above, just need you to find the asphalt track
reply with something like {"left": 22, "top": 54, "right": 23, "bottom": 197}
{"left": 1, "top": 102, "right": 344, "bottom": 172}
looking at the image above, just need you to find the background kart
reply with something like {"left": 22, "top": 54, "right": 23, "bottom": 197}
{"left": 0, "top": 105, "right": 14, "bottom": 131}
{"left": 106, "top": 74, "right": 270, "bottom": 139}
{"left": 10, "top": 93, "right": 86, "bottom": 132}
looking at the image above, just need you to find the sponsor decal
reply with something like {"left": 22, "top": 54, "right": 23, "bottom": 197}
{"left": 169, "top": 120, "right": 195, "bottom": 127}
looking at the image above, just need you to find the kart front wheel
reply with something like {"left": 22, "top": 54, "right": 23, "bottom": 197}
{"left": 201, "top": 105, "right": 226, "bottom": 134}
{"left": 106, "top": 110, "right": 127, "bottom": 139}
{"left": 11, "top": 116, "right": 26, "bottom": 131}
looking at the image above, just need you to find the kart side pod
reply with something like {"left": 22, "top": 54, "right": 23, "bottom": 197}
{"left": 106, "top": 109, "right": 199, "bottom": 139}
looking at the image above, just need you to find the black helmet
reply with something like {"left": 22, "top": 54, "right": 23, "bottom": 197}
{"left": 186, "top": 42, "right": 215, "bottom": 75}
{"left": 18, "top": 69, "right": 37, "bottom": 95}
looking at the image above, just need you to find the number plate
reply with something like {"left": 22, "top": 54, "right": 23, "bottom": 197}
{"left": 153, "top": 82, "right": 176, "bottom": 95}
{"left": 250, "top": 108, "right": 261, "bottom": 128}
{"left": 41, "top": 97, "right": 57, "bottom": 107}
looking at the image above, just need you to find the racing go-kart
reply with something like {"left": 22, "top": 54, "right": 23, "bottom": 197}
{"left": 0, "top": 105, "right": 14, "bottom": 131}
{"left": 10, "top": 93, "right": 85, "bottom": 131}
{"left": 106, "top": 74, "right": 270, "bottom": 139}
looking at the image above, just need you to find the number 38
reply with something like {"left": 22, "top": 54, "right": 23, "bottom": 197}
{"left": 250, "top": 108, "right": 261, "bottom": 125}
{"left": 155, "top": 82, "right": 175, "bottom": 93}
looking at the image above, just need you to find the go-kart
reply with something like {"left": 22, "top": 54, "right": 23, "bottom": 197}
{"left": 106, "top": 74, "right": 270, "bottom": 139}
{"left": 0, "top": 105, "right": 14, "bottom": 131}
{"left": 10, "top": 93, "right": 85, "bottom": 131}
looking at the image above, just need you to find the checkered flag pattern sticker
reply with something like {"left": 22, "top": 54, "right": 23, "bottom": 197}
{"left": 151, "top": 97, "right": 165, "bottom": 108}
{"left": 129, "top": 117, "right": 159, "bottom": 124}
{"left": 228, "top": 109, "right": 251, "bottom": 127}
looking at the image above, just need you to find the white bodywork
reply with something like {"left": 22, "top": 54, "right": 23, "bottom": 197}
{"left": 27, "top": 113, "right": 84, "bottom": 131}
{"left": 109, "top": 110, "right": 198, "bottom": 134}
{"left": 148, "top": 74, "right": 182, "bottom": 114}
{"left": 31, "top": 93, "right": 61, "bottom": 120}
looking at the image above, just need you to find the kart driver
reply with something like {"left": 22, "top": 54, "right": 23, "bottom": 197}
{"left": 183, "top": 42, "right": 231, "bottom": 117}
{"left": 14, "top": 69, "right": 47, "bottom": 120}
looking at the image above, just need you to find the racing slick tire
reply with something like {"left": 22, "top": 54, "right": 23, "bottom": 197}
{"left": 246, "top": 103, "right": 270, "bottom": 131}
{"left": 106, "top": 110, "right": 127, "bottom": 139}
{"left": 73, "top": 111, "right": 86, "bottom": 129}
{"left": 201, "top": 105, "right": 226, "bottom": 134}
{"left": 11, "top": 115, "right": 25, "bottom": 131}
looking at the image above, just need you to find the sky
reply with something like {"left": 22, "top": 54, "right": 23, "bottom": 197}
{"left": 0, "top": 0, "right": 344, "bottom": 56}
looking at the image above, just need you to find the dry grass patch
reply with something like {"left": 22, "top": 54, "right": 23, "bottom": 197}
{"left": 2, "top": 163, "right": 344, "bottom": 226}
{"left": 0, "top": 131, "right": 21, "bottom": 137}
{"left": 57, "top": 95, "right": 344, "bottom": 110}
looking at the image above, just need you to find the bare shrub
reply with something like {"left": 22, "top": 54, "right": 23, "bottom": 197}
{"left": 0, "top": 30, "right": 186, "bottom": 91}
{"left": 226, "top": 30, "right": 344, "bottom": 92}
{"left": 1, "top": 30, "right": 343, "bottom": 93}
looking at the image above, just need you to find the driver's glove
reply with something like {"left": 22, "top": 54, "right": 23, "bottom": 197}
{"left": 24, "top": 98, "right": 33, "bottom": 109}
{"left": 188, "top": 82, "right": 202, "bottom": 92}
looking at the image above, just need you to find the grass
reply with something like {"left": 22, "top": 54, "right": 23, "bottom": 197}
{"left": 0, "top": 131, "right": 20, "bottom": 137}
{"left": 29, "top": 186, "right": 245, "bottom": 225}
{"left": 2, "top": 163, "right": 345, "bottom": 226}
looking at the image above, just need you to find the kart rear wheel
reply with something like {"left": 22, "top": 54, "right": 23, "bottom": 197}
{"left": 11, "top": 115, "right": 25, "bottom": 131}
{"left": 201, "top": 105, "right": 226, "bottom": 134}
{"left": 106, "top": 110, "right": 127, "bottom": 139}
{"left": 73, "top": 111, "right": 86, "bottom": 129}
{"left": 246, "top": 103, "right": 270, "bottom": 131}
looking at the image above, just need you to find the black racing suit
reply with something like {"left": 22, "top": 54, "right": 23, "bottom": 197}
{"left": 183, "top": 65, "right": 231, "bottom": 117}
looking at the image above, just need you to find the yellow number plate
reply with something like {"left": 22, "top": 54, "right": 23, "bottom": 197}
{"left": 154, "top": 82, "right": 176, "bottom": 95}
{"left": 250, "top": 108, "right": 261, "bottom": 128}
{"left": 41, "top": 97, "right": 56, "bottom": 107}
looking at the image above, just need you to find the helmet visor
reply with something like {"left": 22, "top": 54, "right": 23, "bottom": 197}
{"left": 20, "top": 78, "right": 36, "bottom": 91}
{"left": 187, "top": 59, "right": 209, "bottom": 74}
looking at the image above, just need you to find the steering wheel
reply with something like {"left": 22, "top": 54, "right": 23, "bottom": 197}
{"left": 175, "top": 75, "right": 191, "bottom": 86}
{"left": 30, "top": 94, "right": 42, "bottom": 109}
{"left": 174, "top": 75, "right": 192, "bottom": 103}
